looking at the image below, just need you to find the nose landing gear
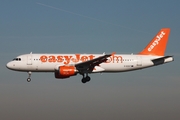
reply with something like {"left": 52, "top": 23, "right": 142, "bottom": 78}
{"left": 27, "top": 78, "right": 31, "bottom": 82}
{"left": 27, "top": 71, "right": 31, "bottom": 82}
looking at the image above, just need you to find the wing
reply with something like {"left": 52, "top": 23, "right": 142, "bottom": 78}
{"left": 75, "top": 52, "right": 114, "bottom": 74}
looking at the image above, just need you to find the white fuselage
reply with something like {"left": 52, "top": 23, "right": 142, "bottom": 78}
{"left": 6, "top": 53, "right": 173, "bottom": 73}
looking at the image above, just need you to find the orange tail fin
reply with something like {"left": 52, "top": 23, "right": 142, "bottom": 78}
{"left": 139, "top": 28, "right": 170, "bottom": 56}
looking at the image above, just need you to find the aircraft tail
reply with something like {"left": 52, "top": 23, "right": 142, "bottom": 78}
{"left": 139, "top": 28, "right": 170, "bottom": 56}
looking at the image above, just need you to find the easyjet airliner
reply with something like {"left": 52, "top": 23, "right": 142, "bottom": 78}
{"left": 6, "top": 28, "right": 174, "bottom": 83}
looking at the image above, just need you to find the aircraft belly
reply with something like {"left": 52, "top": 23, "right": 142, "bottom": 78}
{"left": 101, "top": 63, "right": 136, "bottom": 72}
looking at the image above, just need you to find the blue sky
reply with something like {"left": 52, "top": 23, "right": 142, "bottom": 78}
{"left": 0, "top": 0, "right": 180, "bottom": 119}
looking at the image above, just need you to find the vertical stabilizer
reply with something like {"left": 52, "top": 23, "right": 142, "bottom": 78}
{"left": 139, "top": 28, "right": 170, "bottom": 56}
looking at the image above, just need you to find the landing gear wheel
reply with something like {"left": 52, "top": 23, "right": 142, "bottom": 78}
{"left": 86, "top": 76, "right": 91, "bottom": 82}
{"left": 27, "top": 78, "right": 31, "bottom": 82}
{"left": 81, "top": 78, "right": 87, "bottom": 83}
{"left": 81, "top": 76, "right": 91, "bottom": 83}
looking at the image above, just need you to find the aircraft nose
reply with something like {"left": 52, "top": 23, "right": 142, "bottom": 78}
{"left": 6, "top": 62, "right": 14, "bottom": 69}
{"left": 6, "top": 62, "right": 11, "bottom": 69}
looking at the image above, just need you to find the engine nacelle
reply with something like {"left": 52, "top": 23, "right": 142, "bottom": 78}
{"left": 54, "top": 66, "right": 77, "bottom": 79}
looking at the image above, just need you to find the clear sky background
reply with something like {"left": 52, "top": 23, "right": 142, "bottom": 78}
{"left": 0, "top": 0, "right": 180, "bottom": 120}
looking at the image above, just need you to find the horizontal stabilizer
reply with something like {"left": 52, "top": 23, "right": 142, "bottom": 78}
{"left": 151, "top": 56, "right": 174, "bottom": 66}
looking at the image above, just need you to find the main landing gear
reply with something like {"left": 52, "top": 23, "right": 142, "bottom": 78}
{"left": 81, "top": 74, "right": 91, "bottom": 83}
{"left": 27, "top": 71, "right": 31, "bottom": 82}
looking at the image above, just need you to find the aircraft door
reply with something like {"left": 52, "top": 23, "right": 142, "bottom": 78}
{"left": 27, "top": 54, "right": 32, "bottom": 65}
{"left": 137, "top": 56, "right": 142, "bottom": 66}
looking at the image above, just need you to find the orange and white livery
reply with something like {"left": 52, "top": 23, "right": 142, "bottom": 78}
{"left": 6, "top": 28, "right": 174, "bottom": 83}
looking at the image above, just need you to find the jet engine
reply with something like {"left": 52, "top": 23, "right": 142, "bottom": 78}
{"left": 54, "top": 66, "right": 77, "bottom": 79}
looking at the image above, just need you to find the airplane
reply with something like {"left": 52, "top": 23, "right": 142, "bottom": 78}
{"left": 6, "top": 28, "right": 174, "bottom": 83}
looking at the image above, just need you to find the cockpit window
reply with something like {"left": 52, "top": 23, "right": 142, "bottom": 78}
{"left": 13, "top": 58, "right": 21, "bottom": 61}
{"left": 13, "top": 58, "right": 17, "bottom": 61}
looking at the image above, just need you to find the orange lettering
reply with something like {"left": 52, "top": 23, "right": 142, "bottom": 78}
{"left": 71, "top": 54, "right": 80, "bottom": 63}
{"left": 105, "top": 57, "right": 112, "bottom": 63}
{"left": 64, "top": 56, "right": 72, "bottom": 65}
{"left": 39, "top": 54, "right": 123, "bottom": 64}
{"left": 112, "top": 55, "right": 123, "bottom": 63}
{"left": 81, "top": 56, "right": 88, "bottom": 62}
{"left": 48, "top": 55, "right": 56, "bottom": 62}
{"left": 40, "top": 55, "right": 47, "bottom": 62}
{"left": 57, "top": 56, "right": 63, "bottom": 63}
{"left": 88, "top": 55, "right": 95, "bottom": 60}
